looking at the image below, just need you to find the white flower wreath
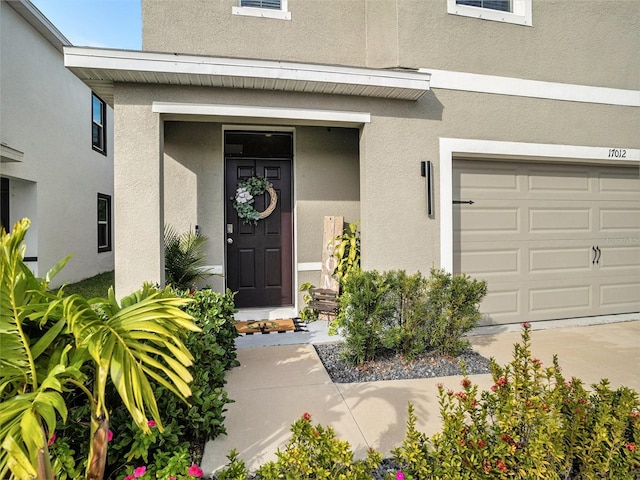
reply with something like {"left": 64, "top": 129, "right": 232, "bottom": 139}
{"left": 232, "top": 175, "right": 278, "bottom": 224}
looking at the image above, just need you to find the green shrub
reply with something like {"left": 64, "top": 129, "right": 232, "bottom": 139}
{"left": 424, "top": 267, "right": 487, "bottom": 355}
{"left": 215, "top": 413, "right": 382, "bottom": 479}
{"left": 392, "top": 324, "right": 640, "bottom": 479}
{"left": 334, "top": 268, "right": 486, "bottom": 364}
{"left": 380, "top": 270, "right": 430, "bottom": 359}
{"left": 334, "top": 269, "right": 393, "bottom": 365}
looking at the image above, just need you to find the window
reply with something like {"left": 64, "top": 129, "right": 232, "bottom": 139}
{"left": 232, "top": 0, "right": 290, "bottom": 20}
{"left": 92, "top": 93, "right": 107, "bottom": 154}
{"left": 97, "top": 193, "right": 111, "bottom": 252}
{"left": 447, "top": 0, "right": 532, "bottom": 26}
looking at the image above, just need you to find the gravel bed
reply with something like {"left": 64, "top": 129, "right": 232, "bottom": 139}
{"left": 314, "top": 342, "right": 491, "bottom": 383}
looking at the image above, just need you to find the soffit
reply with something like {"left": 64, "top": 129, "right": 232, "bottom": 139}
{"left": 64, "top": 47, "right": 431, "bottom": 106}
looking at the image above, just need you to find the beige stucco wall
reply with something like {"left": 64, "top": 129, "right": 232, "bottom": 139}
{"left": 142, "top": 0, "right": 639, "bottom": 90}
{"left": 112, "top": 78, "right": 638, "bottom": 297}
{"left": 162, "top": 121, "right": 360, "bottom": 296}
{"left": 0, "top": 3, "right": 114, "bottom": 287}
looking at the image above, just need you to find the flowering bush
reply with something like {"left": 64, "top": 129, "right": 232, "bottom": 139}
{"left": 391, "top": 323, "right": 640, "bottom": 479}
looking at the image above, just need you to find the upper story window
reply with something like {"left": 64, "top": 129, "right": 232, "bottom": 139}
{"left": 92, "top": 93, "right": 107, "bottom": 155}
{"left": 232, "top": 0, "right": 291, "bottom": 20}
{"left": 447, "top": 0, "right": 532, "bottom": 26}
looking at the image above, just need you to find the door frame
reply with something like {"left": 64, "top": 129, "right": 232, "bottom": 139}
{"left": 221, "top": 125, "right": 297, "bottom": 311}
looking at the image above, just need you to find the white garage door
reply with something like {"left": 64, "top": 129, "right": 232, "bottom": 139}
{"left": 453, "top": 160, "right": 640, "bottom": 325}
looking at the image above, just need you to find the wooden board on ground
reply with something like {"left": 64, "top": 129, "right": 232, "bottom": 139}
{"left": 235, "top": 319, "right": 297, "bottom": 334}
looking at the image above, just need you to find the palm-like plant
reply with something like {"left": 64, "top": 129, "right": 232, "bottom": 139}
{"left": 164, "top": 225, "right": 211, "bottom": 291}
{"left": 0, "top": 219, "right": 200, "bottom": 479}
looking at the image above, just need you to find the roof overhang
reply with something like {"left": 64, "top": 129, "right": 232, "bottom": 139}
{"left": 64, "top": 47, "right": 431, "bottom": 106}
{"left": 1, "top": 144, "right": 24, "bottom": 163}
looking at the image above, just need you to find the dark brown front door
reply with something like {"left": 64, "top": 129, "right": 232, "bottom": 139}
{"left": 224, "top": 132, "right": 293, "bottom": 308}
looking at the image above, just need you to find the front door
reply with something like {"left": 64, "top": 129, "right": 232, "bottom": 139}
{"left": 224, "top": 131, "right": 293, "bottom": 308}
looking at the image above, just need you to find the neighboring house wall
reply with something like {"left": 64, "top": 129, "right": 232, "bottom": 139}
{"left": 0, "top": 1, "right": 114, "bottom": 287}
{"left": 142, "top": 0, "right": 639, "bottom": 90}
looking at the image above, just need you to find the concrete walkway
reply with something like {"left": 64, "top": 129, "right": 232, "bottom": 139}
{"left": 201, "top": 318, "right": 640, "bottom": 475}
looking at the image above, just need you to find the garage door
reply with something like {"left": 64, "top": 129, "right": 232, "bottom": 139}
{"left": 453, "top": 160, "right": 640, "bottom": 325}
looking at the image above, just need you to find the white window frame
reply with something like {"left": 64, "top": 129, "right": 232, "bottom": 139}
{"left": 447, "top": 0, "right": 532, "bottom": 26}
{"left": 232, "top": 0, "right": 291, "bottom": 20}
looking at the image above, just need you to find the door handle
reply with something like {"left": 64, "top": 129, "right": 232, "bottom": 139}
{"left": 227, "top": 238, "right": 233, "bottom": 244}
{"left": 592, "top": 246, "right": 601, "bottom": 265}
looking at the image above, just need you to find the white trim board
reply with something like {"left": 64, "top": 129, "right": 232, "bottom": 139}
{"left": 152, "top": 102, "right": 371, "bottom": 126}
{"left": 424, "top": 69, "right": 639, "bottom": 107}
{"left": 298, "top": 262, "right": 322, "bottom": 272}
{"left": 439, "top": 138, "right": 640, "bottom": 272}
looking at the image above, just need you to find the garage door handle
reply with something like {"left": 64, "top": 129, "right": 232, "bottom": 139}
{"left": 453, "top": 200, "right": 475, "bottom": 205}
{"left": 592, "top": 246, "right": 601, "bottom": 265}
{"left": 596, "top": 246, "right": 601, "bottom": 265}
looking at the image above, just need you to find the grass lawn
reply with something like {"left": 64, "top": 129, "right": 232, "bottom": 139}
{"left": 59, "top": 270, "right": 114, "bottom": 298}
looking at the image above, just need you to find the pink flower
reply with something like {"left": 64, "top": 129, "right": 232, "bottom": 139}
{"left": 107, "top": 430, "right": 113, "bottom": 442}
{"left": 522, "top": 322, "right": 531, "bottom": 329}
{"left": 302, "top": 412, "right": 311, "bottom": 422}
{"left": 396, "top": 472, "right": 405, "bottom": 480}
{"left": 133, "top": 466, "right": 146, "bottom": 478}
{"left": 148, "top": 420, "right": 156, "bottom": 428}
{"left": 124, "top": 476, "right": 135, "bottom": 480}
{"left": 47, "top": 432, "right": 56, "bottom": 446}
{"left": 188, "top": 464, "right": 203, "bottom": 477}
{"left": 169, "top": 478, "right": 175, "bottom": 480}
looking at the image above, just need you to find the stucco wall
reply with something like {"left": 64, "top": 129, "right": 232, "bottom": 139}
{"left": 141, "top": 0, "right": 639, "bottom": 90}
{"left": 0, "top": 3, "right": 114, "bottom": 287}
{"left": 112, "top": 80, "right": 637, "bottom": 296}
{"left": 162, "top": 121, "right": 360, "bottom": 295}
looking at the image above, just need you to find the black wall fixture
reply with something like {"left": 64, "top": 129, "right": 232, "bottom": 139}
{"left": 421, "top": 161, "right": 434, "bottom": 217}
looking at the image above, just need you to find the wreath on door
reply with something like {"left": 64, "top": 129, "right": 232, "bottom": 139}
{"left": 232, "top": 175, "right": 278, "bottom": 224}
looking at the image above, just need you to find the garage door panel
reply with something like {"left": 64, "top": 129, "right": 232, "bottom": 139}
{"left": 529, "top": 207, "right": 592, "bottom": 233}
{"left": 454, "top": 164, "right": 519, "bottom": 194}
{"left": 457, "top": 207, "right": 519, "bottom": 234}
{"left": 454, "top": 159, "right": 639, "bottom": 325}
{"left": 457, "top": 247, "right": 520, "bottom": 277}
{"left": 481, "top": 289, "right": 520, "bottom": 320}
{"left": 598, "top": 244, "right": 640, "bottom": 273}
{"left": 599, "top": 278, "right": 640, "bottom": 310}
{"left": 528, "top": 168, "right": 590, "bottom": 194}
{"left": 529, "top": 246, "right": 592, "bottom": 275}
{"left": 529, "top": 284, "right": 593, "bottom": 315}
{"left": 600, "top": 207, "right": 640, "bottom": 232}
{"left": 598, "top": 168, "right": 640, "bottom": 197}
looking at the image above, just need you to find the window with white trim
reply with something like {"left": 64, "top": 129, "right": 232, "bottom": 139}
{"left": 97, "top": 193, "right": 112, "bottom": 253}
{"left": 447, "top": 0, "right": 532, "bottom": 26}
{"left": 232, "top": 0, "right": 290, "bottom": 20}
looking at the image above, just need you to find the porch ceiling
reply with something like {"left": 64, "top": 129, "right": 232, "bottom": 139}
{"left": 64, "top": 47, "right": 431, "bottom": 106}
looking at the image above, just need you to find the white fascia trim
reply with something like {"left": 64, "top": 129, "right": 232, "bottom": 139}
{"left": 424, "top": 69, "right": 640, "bottom": 107}
{"left": 0, "top": 144, "right": 24, "bottom": 162}
{"left": 447, "top": 0, "right": 532, "bottom": 26}
{"left": 298, "top": 262, "right": 322, "bottom": 272}
{"left": 65, "top": 47, "right": 430, "bottom": 92}
{"left": 232, "top": 6, "right": 291, "bottom": 20}
{"left": 9, "top": 0, "right": 71, "bottom": 51}
{"left": 152, "top": 102, "right": 371, "bottom": 124}
{"left": 439, "top": 138, "right": 640, "bottom": 272}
